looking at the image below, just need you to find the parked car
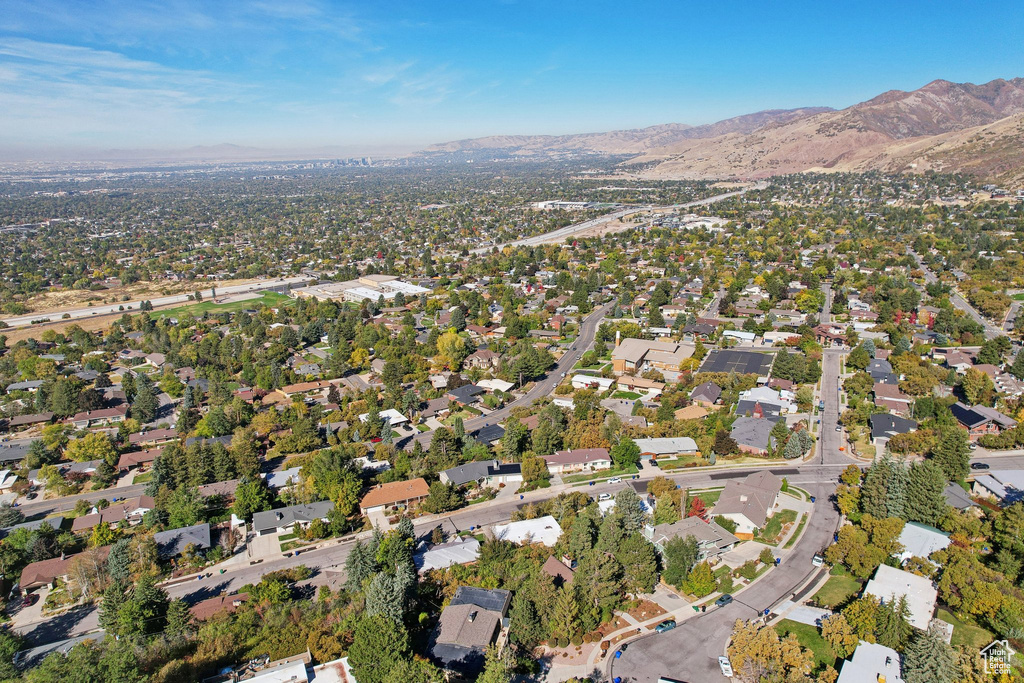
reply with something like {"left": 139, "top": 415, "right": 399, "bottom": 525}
{"left": 608, "top": 477, "right": 622, "bottom": 484}
{"left": 834, "top": 425, "right": 842, "bottom": 432}
{"left": 21, "top": 593, "right": 37, "bottom": 607}
{"left": 654, "top": 620, "right": 676, "bottom": 633}
{"left": 968, "top": 442, "right": 978, "bottom": 451}
{"left": 718, "top": 656, "right": 734, "bottom": 677}
{"left": 598, "top": 493, "right": 612, "bottom": 501}
{"left": 812, "top": 553, "right": 825, "bottom": 567}
{"left": 971, "top": 462, "right": 990, "bottom": 470}
{"left": 715, "top": 594, "right": 733, "bottom": 608}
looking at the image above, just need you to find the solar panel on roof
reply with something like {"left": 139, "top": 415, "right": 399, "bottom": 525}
{"left": 699, "top": 349, "right": 776, "bottom": 375}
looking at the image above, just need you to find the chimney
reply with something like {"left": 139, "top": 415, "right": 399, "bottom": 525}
{"left": 468, "top": 610, "right": 477, "bottom": 623}
{"left": 615, "top": 330, "right": 621, "bottom": 347}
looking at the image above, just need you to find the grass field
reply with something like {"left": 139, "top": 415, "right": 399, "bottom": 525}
{"left": 812, "top": 566, "right": 862, "bottom": 609}
{"left": 783, "top": 514, "right": 807, "bottom": 549}
{"left": 690, "top": 488, "right": 723, "bottom": 506}
{"left": 774, "top": 619, "right": 837, "bottom": 669}
{"left": 935, "top": 607, "right": 994, "bottom": 649}
{"left": 152, "top": 291, "right": 292, "bottom": 319}
{"left": 612, "top": 391, "right": 642, "bottom": 400}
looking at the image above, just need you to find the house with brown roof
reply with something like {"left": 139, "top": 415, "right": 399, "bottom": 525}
{"left": 674, "top": 405, "right": 709, "bottom": 421}
{"left": 874, "top": 383, "right": 913, "bottom": 416}
{"left": 8, "top": 412, "right": 54, "bottom": 429}
{"left": 429, "top": 586, "right": 512, "bottom": 676}
{"left": 541, "top": 555, "right": 575, "bottom": 587}
{"left": 465, "top": 349, "right": 500, "bottom": 370}
{"left": 190, "top": 593, "right": 249, "bottom": 621}
{"left": 275, "top": 380, "right": 332, "bottom": 399}
{"left": 19, "top": 546, "right": 111, "bottom": 591}
{"left": 71, "top": 496, "right": 155, "bottom": 533}
{"left": 359, "top": 477, "right": 430, "bottom": 515}
{"left": 197, "top": 479, "right": 240, "bottom": 500}
{"left": 712, "top": 471, "right": 783, "bottom": 539}
{"left": 117, "top": 447, "right": 163, "bottom": 471}
{"left": 127, "top": 428, "right": 178, "bottom": 447}
{"left": 541, "top": 448, "right": 611, "bottom": 474}
{"left": 68, "top": 405, "right": 128, "bottom": 429}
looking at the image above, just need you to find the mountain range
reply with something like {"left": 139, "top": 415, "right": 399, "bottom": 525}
{"left": 420, "top": 78, "right": 1024, "bottom": 186}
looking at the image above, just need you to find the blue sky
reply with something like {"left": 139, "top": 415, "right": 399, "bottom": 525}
{"left": 0, "top": 0, "right": 1021, "bottom": 153}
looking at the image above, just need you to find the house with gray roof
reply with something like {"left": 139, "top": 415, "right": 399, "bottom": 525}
{"left": 252, "top": 501, "right": 334, "bottom": 536}
{"left": 869, "top": 413, "right": 918, "bottom": 446}
{"left": 154, "top": 523, "right": 212, "bottom": 559}
{"left": 943, "top": 483, "right": 976, "bottom": 511}
{"left": 712, "top": 470, "right": 782, "bottom": 538}
{"left": 439, "top": 460, "right": 522, "bottom": 487}
{"left": 643, "top": 516, "right": 738, "bottom": 560}
{"left": 729, "top": 416, "right": 782, "bottom": 455}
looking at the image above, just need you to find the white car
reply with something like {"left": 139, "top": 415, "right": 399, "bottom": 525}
{"left": 719, "top": 656, "right": 734, "bottom": 678}
{"left": 598, "top": 493, "right": 612, "bottom": 501}
{"left": 608, "top": 477, "right": 622, "bottom": 484}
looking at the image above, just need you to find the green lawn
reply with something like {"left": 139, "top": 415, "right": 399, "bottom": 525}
{"left": 564, "top": 464, "right": 638, "bottom": 484}
{"left": 657, "top": 455, "right": 710, "bottom": 471}
{"left": 756, "top": 509, "right": 798, "bottom": 545}
{"left": 611, "top": 391, "right": 642, "bottom": 400}
{"left": 774, "top": 619, "right": 837, "bottom": 669}
{"left": 783, "top": 514, "right": 807, "bottom": 549}
{"left": 132, "top": 471, "right": 153, "bottom": 484}
{"left": 152, "top": 291, "right": 292, "bottom": 319}
{"left": 935, "top": 607, "right": 994, "bottom": 650}
{"left": 812, "top": 567, "right": 862, "bottom": 609}
{"left": 689, "top": 488, "right": 723, "bottom": 506}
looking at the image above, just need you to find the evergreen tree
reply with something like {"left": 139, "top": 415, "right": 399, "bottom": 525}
{"left": 861, "top": 452, "right": 893, "bottom": 518}
{"left": 348, "top": 616, "right": 410, "bottom": 683}
{"left": 131, "top": 381, "right": 158, "bottom": 424}
{"left": 932, "top": 427, "right": 970, "bottom": 482}
{"left": 615, "top": 487, "right": 648, "bottom": 532}
{"left": 886, "top": 455, "right": 909, "bottom": 520}
{"left": 1011, "top": 351, "right": 1024, "bottom": 380}
{"left": 902, "top": 625, "right": 957, "bottom": 683}
{"left": 905, "top": 461, "right": 950, "bottom": 525}
{"left": 365, "top": 572, "right": 406, "bottom": 622}
{"left": 477, "top": 644, "right": 514, "bottom": 683}
{"left": 549, "top": 585, "right": 581, "bottom": 641}
{"left": 344, "top": 539, "right": 378, "bottom": 593}
{"left": 783, "top": 434, "right": 802, "bottom": 459}
{"left": 509, "top": 592, "right": 545, "bottom": 648}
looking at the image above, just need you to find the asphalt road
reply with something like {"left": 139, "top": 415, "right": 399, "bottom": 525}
{"left": 463, "top": 301, "right": 614, "bottom": 433}
{"left": 0, "top": 276, "right": 312, "bottom": 330}
{"left": 909, "top": 249, "right": 1001, "bottom": 340}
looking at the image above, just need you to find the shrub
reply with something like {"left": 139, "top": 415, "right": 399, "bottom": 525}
{"left": 738, "top": 560, "right": 758, "bottom": 581}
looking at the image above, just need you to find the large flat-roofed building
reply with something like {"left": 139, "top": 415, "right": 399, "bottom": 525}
{"left": 611, "top": 337, "right": 694, "bottom": 375}
{"left": 293, "top": 274, "right": 430, "bottom": 303}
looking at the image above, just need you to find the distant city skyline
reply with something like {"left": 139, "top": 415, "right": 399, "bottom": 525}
{"left": 1, "top": 0, "right": 1022, "bottom": 156}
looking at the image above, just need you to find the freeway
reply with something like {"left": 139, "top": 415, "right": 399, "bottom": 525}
{"left": 909, "top": 249, "right": 1002, "bottom": 340}
{"left": 0, "top": 276, "right": 312, "bottom": 330}
{"left": 470, "top": 182, "right": 766, "bottom": 255}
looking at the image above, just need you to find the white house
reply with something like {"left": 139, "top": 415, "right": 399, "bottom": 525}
{"left": 836, "top": 641, "right": 903, "bottom": 683}
{"left": 571, "top": 375, "right": 615, "bottom": 391}
{"left": 632, "top": 437, "right": 699, "bottom": 460}
{"left": 864, "top": 564, "right": 938, "bottom": 631}
{"left": 358, "top": 408, "right": 409, "bottom": 427}
{"left": 491, "top": 516, "right": 562, "bottom": 547}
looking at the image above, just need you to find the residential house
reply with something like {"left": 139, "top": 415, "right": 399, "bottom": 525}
{"left": 68, "top": 405, "right": 128, "bottom": 429}
{"left": 712, "top": 471, "right": 782, "bottom": 539}
{"left": 5, "top": 380, "right": 44, "bottom": 393}
{"left": 950, "top": 402, "right": 1017, "bottom": 441}
{"left": 674, "top": 404, "right": 709, "bottom": 421}
{"left": 71, "top": 496, "right": 155, "bottom": 533}
{"left": 477, "top": 378, "right": 515, "bottom": 393}
{"left": 415, "top": 537, "right": 481, "bottom": 573}
{"left": 944, "top": 350, "right": 975, "bottom": 374}
{"left": 492, "top": 516, "right": 562, "bottom": 547}
{"left": 863, "top": 564, "right": 938, "bottom": 630}
{"left": 690, "top": 381, "right": 722, "bottom": 407}
{"left": 943, "top": 483, "right": 977, "bottom": 511}
{"left": 611, "top": 337, "right": 694, "bottom": 375}
{"left": 439, "top": 460, "right": 523, "bottom": 487}
{"left": 429, "top": 586, "right": 512, "bottom": 676}
{"left": 154, "top": 523, "right": 212, "bottom": 559}
{"left": 359, "top": 478, "right": 430, "bottom": 515}
{"left": 972, "top": 470, "right": 1024, "bottom": 505}
{"left": 615, "top": 376, "right": 665, "bottom": 394}
{"left": 729, "top": 416, "right": 782, "bottom": 455}
{"left": 736, "top": 386, "right": 794, "bottom": 417}
{"left": 632, "top": 437, "right": 699, "bottom": 460}
{"left": 874, "top": 383, "right": 913, "bottom": 416}
{"left": 835, "top": 642, "right": 904, "bottom": 683}
{"left": 643, "top": 517, "right": 739, "bottom": 559}
{"left": 190, "top": 593, "right": 250, "bottom": 621}
{"left": 197, "top": 479, "right": 240, "bottom": 501}
{"left": 869, "top": 414, "right": 918, "bottom": 447}
{"left": 19, "top": 546, "right": 112, "bottom": 592}
{"left": 117, "top": 447, "right": 163, "bottom": 471}
{"left": 542, "top": 448, "right": 612, "bottom": 474}
{"left": 465, "top": 349, "right": 500, "bottom": 371}
{"left": 252, "top": 501, "right": 334, "bottom": 536}
{"left": 895, "top": 522, "right": 950, "bottom": 564}
{"left": 571, "top": 375, "right": 614, "bottom": 391}
{"left": 446, "top": 384, "right": 485, "bottom": 406}
{"left": 541, "top": 555, "right": 575, "bottom": 587}
{"left": 127, "top": 428, "right": 178, "bottom": 447}
{"left": 8, "top": 412, "right": 54, "bottom": 430}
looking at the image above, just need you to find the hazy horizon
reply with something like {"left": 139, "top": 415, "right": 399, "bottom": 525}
{"left": 2, "top": 0, "right": 1023, "bottom": 160}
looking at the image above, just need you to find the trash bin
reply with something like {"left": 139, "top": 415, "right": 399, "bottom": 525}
{"left": 810, "top": 496, "right": 816, "bottom": 503}
{"left": 615, "top": 651, "right": 621, "bottom": 659}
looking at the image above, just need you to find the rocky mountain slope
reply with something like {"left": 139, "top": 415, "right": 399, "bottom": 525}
{"left": 421, "top": 78, "right": 1024, "bottom": 185}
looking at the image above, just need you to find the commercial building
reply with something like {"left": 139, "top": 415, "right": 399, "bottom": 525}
{"left": 293, "top": 274, "right": 430, "bottom": 303}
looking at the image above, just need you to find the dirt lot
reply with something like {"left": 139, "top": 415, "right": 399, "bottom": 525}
{"left": 18, "top": 277, "right": 264, "bottom": 316}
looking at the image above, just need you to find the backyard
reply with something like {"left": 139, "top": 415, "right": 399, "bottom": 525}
{"left": 935, "top": 607, "right": 994, "bottom": 650}
{"left": 811, "top": 566, "right": 862, "bottom": 609}
{"left": 774, "top": 618, "right": 837, "bottom": 669}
